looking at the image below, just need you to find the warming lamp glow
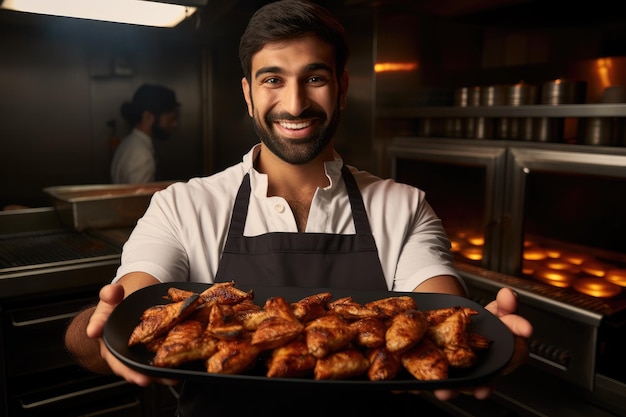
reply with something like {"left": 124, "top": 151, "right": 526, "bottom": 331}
{"left": 581, "top": 261, "right": 608, "bottom": 277}
{"left": 374, "top": 62, "right": 419, "bottom": 73}
{"left": 0, "top": 0, "right": 198, "bottom": 28}
{"left": 545, "top": 260, "right": 580, "bottom": 274}
{"left": 466, "top": 235, "right": 484, "bottom": 246}
{"left": 534, "top": 268, "right": 574, "bottom": 288}
{"left": 605, "top": 269, "right": 626, "bottom": 287}
{"left": 572, "top": 277, "right": 622, "bottom": 298}
{"left": 523, "top": 248, "right": 548, "bottom": 261}
{"left": 460, "top": 247, "right": 482, "bottom": 261}
{"left": 561, "top": 252, "right": 589, "bottom": 265}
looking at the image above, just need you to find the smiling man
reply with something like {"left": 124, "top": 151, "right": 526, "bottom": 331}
{"left": 64, "top": 2, "right": 532, "bottom": 416}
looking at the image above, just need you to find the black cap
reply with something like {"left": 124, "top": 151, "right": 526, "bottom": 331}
{"left": 121, "top": 84, "right": 179, "bottom": 122}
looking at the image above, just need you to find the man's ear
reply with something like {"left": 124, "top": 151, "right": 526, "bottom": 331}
{"left": 339, "top": 69, "right": 349, "bottom": 110}
{"left": 242, "top": 77, "right": 254, "bottom": 117}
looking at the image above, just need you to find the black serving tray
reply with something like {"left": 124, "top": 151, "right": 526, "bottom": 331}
{"left": 104, "top": 282, "right": 514, "bottom": 390}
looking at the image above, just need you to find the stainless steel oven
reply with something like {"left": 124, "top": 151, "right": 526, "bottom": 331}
{"left": 387, "top": 137, "right": 626, "bottom": 417}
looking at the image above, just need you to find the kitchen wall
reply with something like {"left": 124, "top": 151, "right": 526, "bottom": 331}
{"left": 0, "top": 2, "right": 377, "bottom": 210}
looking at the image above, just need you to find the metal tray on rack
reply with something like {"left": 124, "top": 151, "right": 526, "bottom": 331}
{"left": 44, "top": 182, "right": 173, "bottom": 231}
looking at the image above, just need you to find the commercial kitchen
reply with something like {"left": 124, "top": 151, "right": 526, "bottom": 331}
{"left": 1, "top": 1, "right": 625, "bottom": 416}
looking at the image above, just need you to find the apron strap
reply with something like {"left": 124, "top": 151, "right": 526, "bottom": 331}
{"left": 226, "top": 167, "right": 372, "bottom": 237}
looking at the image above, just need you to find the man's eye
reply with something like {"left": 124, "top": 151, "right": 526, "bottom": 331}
{"left": 264, "top": 77, "right": 281, "bottom": 85}
{"left": 307, "top": 76, "right": 327, "bottom": 85}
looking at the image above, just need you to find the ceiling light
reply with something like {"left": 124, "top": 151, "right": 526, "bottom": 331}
{"left": 1, "top": 0, "right": 198, "bottom": 28}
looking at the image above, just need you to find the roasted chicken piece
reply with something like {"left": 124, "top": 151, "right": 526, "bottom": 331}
{"left": 385, "top": 309, "right": 428, "bottom": 354}
{"left": 291, "top": 292, "right": 332, "bottom": 322}
{"left": 401, "top": 337, "right": 448, "bottom": 381}
{"left": 263, "top": 296, "right": 301, "bottom": 323}
{"left": 365, "top": 296, "right": 418, "bottom": 318}
{"left": 152, "top": 320, "right": 219, "bottom": 368}
{"left": 350, "top": 317, "right": 386, "bottom": 348}
{"left": 425, "top": 306, "right": 478, "bottom": 326}
{"left": 128, "top": 294, "right": 202, "bottom": 346}
{"left": 327, "top": 297, "right": 381, "bottom": 320}
{"left": 251, "top": 316, "right": 305, "bottom": 351}
{"left": 266, "top": 339, "right": 316, "bottom": 378}
{"left": 468, "top": 332, "right": 492, "bottom": 351}
{"left": 235, "top": 308, "right": 272, "bottom": 331}
{"left": 206, "top": 304, "right": 244, "bottom": 340}
{"left": 199, "top": 281, "right": 254, "bottom": 305}
{"left": 206, "top": 335, "right": 260, "bottom": 374}
{"left": 366, "top": 347, "right": 402, "bottom": 381}
{"left": 427, "top": 309, "right": 477, "bottom": 368}
{"left": 305, "top": 314, "right": 357, "bottom": 358}
{"left": 314, "top": 348, "right": 370, "bottom": 380}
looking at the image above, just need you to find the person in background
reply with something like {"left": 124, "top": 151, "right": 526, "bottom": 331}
{"left": 110, "top": 84, "right": 180, "bottom": 184}
{"left": 65, "top": 1, "right": 533, "bottom": 416}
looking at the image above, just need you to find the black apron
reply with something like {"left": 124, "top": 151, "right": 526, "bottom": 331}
{"left": 176, "top": 166, "right": 410, "bottom": 416}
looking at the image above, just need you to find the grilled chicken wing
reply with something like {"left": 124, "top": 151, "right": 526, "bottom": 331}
{"left": 327, "top": 296, "right": 381, "bottom": 320}
{"left": 152, "top": 320, "right": 218, "bottom": 368}
{"left": 206, "top": 304, "right": 244, "bottom": 340}
{"left": 305, "top": 314, "right": 357, "bottom": 358}
{"left": 266, "top": 339, "right": 316, "bottom": 378}
{"left": 427, "top": 309, "right": 477, "bottom": 368}
{"left": 385, "top": 309, "right": 428, "bottom": 354}
{"left": 367, "top": 347, "right": 402, "bottom": 381}
{"left": 199, "top": 281, "right": 254, "bottom": 305}
{"left": 291, "top": 292, "right": 332, "bottom": 323}
{"left": 128, "top": 294, "right": 202, "bottom": 346}
{"left": 365, "top": 296, "right": 418, "bottom": 318}
{"left": 251, "top": 316, "right": 305, "bottom": 351}
{"left": 350, "top": 317, "right": 386, "bottom": 348}
{"left": 206, "top": 336, "right": 260, "bottom": 374}
{"left": 401, "top": 337, "right": 448, "bottom": 381}
{"left": 313, "top": 348, "right": 370, "bottom": 380}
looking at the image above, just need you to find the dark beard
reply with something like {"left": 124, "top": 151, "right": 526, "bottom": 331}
{"left": 252, "top": 107, "right": 340, "bottom": 165}
{"left": 151, "top": 116, "right": 171, "bottom": 141}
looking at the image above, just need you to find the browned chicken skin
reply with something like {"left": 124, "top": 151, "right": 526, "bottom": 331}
{"left": 385, "top": 309, "right": 428, "bottom": 355}
{"left": 401, "top": 337, "right": 449, "bottom": 381}
{"left": 266, "top": 339, "right": 316, "bottom": 378}
{"left": 128, "top": 284, "right": 492, "bottom": 382}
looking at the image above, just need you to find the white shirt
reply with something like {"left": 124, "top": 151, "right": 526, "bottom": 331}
{"left": 114, "top": 144, "right": 461, "bottom": 292}
{"left": 110, "top": 129, "right": 156, "bottom": 184}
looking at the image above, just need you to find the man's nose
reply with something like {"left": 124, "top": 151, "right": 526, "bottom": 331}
{"left": 283, "top": 82, "right": 309, "bottom": 116}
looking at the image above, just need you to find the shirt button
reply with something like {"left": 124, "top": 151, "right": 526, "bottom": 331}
{"left": 274, "top": 203, "right": 285, "bottom": 213}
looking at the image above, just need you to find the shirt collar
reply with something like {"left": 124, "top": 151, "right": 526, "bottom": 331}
{"left": 242, "top": 144, "right": 345, "bottom": 196}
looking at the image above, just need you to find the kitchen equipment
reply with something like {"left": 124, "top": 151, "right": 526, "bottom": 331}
{"left": 536, "top": 79, "right": 587, "bottom": 143}
{"left": 44, "top": 181, "right": 173, "bottom": 231}
{"left": 387, "top": 137, "right": 626, "bottom": 417}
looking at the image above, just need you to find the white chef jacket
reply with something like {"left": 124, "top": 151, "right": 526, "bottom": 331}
{"left": 110, "top": 129, "right": 156, "bottom": 184}
{"left": 114, "top": 144, "right": 461, "bottom": 292}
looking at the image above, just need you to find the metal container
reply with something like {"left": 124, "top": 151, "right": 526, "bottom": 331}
{"left": 44, "top": 181, "right": 173, "bottom": 231}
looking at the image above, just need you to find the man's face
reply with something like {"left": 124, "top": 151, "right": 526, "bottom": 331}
{"left": 152, "top": 109, "right": 179, "bottom": 141}
{"left": 242, "top": 35, "right": 348, "bottom": 165}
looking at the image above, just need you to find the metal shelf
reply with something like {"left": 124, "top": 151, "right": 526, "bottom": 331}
{"left": 378, "top": 104, "right": 626, "bottom": 118}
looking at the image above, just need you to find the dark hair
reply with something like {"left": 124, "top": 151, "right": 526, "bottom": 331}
{"left": 238, "top": 0, "right": 349, "bottom": 83}
{"left": 120, "top": 84, "right": 179, "bottom": 125}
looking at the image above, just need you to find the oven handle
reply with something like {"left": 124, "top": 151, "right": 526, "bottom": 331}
{"left": 19, "top": 380, "right": 128, "bottom": 409}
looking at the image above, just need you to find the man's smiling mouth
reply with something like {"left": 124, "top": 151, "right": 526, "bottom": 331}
{"left": 278, "top": 120, "right": 313, "bottom": 130}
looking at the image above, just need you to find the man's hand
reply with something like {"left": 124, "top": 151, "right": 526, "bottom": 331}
{"left": 432, "top": 287, "right": 533, "bottom": 401}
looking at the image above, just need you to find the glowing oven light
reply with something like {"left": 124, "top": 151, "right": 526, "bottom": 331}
{"left": 605, "top": 269, "right": 626, "bottom": 287}
{"left": 581, "top": 261, "right": 608, "bottom": 277}
{"left": 450, "top": 239, "right": 463, "bottom": 252}
{"left": 524, "top": 248, "right": 548, "bottom": 261}
{"left": 545, "top": 260, "right": 580, "bottom": 274}
{"left": 572, "top": 277, "right": 622, "bottom": 298}
{"left": 533, "top": 268, "right": 574, "bottom": 288}
{"left": 461, "top": 247, "right": 483, "bottom": 261}
{"left": 466, "top": 235, "right": 484, "bottom": 246}
{"left": 561, "top": 252, "right": 590, "bottom": 265}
